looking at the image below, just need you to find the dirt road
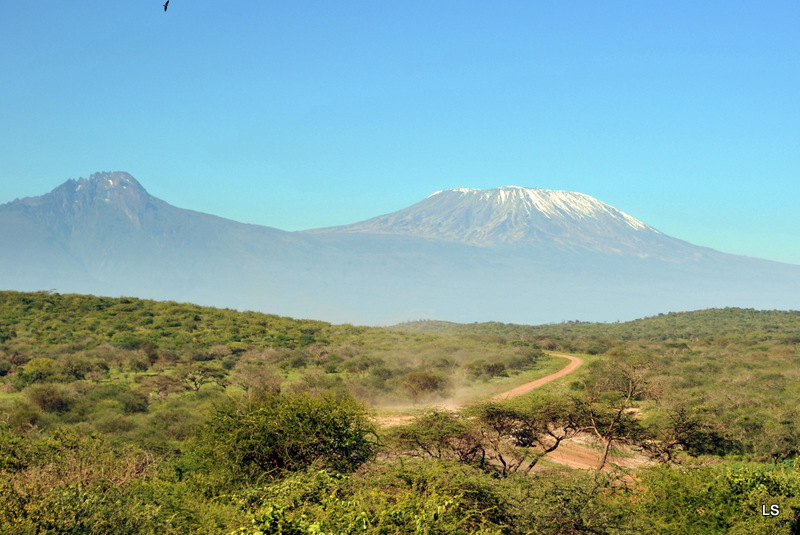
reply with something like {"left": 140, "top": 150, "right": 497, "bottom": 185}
{"left": 376, "top": 352, "right": 650, "bottom": 471}
{"left": 376, "top": 352, "right": 583, "bottom": 427}
{"left": 490, "top": 352, "right": 583, "bottom": 401}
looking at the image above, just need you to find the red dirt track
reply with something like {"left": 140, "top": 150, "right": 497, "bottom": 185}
{"left": 490, "top": 352, "right": 583, "bottom": 401}
{"left": 375, "top": 352, "right": 651, "bottom": 471}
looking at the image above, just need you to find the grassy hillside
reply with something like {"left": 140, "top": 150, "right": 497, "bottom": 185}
{"left": 0, "top": 291, "right": 549, "bottom": 445}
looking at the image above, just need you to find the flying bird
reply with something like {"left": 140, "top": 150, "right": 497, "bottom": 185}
{"left": 163, "top": 0, "right": 169, "bottom": 11}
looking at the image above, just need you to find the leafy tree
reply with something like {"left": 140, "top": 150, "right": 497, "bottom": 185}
{"left": 231, "top": 363, "right": 282, "bottom": 394}
{"left": 235, "top": 460, "right": 511, "bottom": 535}
{"left": 16, "top": 357, "right": 57, "bottom": 385}
{"left": 136, "top": 374, "right": 188, "bottom": 401}
{"left": 393, "top": 397, "right": 580, "bottom": 478}
{"left": 0, "top": 427, "right": 243, "bottom": 534}
{"left": 58, "top": 353, "right": 94, "bottom": 379}
{"left": 465, "top": 359, "right": 509, "bottom": 380}
{"left": 25, "top": 383, "right": 75, "bottom": 413}
{"left": 390, "top": 409, "right": 484, "bottom": 465}
{"left": 615, "top": 463, "right": 800, "bottom": 534}
{"left": 642, "top": 404, "right": 741, "bottom": 462}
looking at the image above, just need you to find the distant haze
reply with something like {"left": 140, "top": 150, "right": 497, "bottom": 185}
{"left": 1, "top": 172, "right": 798, "bottom": 325}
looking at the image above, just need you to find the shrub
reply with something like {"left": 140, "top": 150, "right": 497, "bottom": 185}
{"left": 17, "top": 357, "right": 57, "bottom": 385}
{"left": 25, "top": 384, "right": 75, "bottom": 413}
{"left": 402, "top": 371, "right": 449, "bottom": 403}
{"left": 237, "top": 460, "right": 511, "bottom": 535}
{"left": 197, "top": 391, "right": 378, "bottom": 484}
{"left": 4, "top": 402, "right": 41, "bottom": 432}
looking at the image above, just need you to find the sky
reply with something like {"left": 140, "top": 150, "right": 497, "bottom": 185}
{"left": 1, "top": 1, "right": 798, "bottom": 264}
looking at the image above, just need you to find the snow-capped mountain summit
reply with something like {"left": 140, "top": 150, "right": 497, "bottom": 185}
{"left": 309, "top": 186, "right": 695, "bottom": 259}
{"left": 430, "top": 186, "right": 650, "bottom": 231}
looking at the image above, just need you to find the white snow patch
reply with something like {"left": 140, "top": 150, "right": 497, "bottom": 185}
{"left": 428, "top": 188, "right": 477, "bottom": 198}
{"left": 463, "top": 186, "right": 654, "bottom": 230}
{"left": 428, "top": 185, "right": 655, "bottom": 232}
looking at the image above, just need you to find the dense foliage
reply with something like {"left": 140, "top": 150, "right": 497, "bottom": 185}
{"left": 2, "top": 291, "right": 800, "bottom": 533}
{"left": 0, "top": 290, "right": 545, "bottom": 451}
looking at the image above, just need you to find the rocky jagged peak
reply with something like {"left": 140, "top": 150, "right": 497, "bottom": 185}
{"left": 6, "top": 171, "right": 158, "bottom": 231}
{"left": 64, "top": 171, "right": 147, "bottom": 198}
{"left": 82, "top": 171, "right": 143, "bottom": 189}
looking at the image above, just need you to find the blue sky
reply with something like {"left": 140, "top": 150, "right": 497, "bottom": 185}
{"left": 2, "top": 1, "right": 798, "bottom": 264}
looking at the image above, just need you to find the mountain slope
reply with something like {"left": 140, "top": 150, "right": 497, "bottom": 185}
{"left": 1, "top": 173, "right": 798, "bottom": 325}
{"left": 0, "top": 172, "right": 312, "bottom": 303}
{"left": 307, "top": 186, "right": 718, "bottom": 262}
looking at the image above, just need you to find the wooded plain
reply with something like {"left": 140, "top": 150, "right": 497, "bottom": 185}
{"left": 1, "top": 291, "right": 800, "bottom": 533}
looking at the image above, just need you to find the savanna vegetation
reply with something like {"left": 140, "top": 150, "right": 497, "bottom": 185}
{"left": 2, "top": 290, "right": 800, "bottom": 533}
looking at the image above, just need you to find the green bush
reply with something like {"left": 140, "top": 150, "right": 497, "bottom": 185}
{"left": 615, "top": 463, "right": 800, "bottom": 534}
{"left": 25, "top": 383, "right": 75, "bottom": 413}
{"left": 16, "top": 357, "right": 57, "bottom": 385}
{"left": 0, "top": 428, "right": 244, "bottom": 534}
{"left": 402, "top": 371, "right": 449, "bottom": 403}
{"left": 236, "top": 460, "right": 510, "bottom": 535}
{"left": 196, "top": 391, "right": 378, "bottom": 484}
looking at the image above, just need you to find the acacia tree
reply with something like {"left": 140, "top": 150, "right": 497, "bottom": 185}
{"left": 390, "top": 409, "right": 485, "bottom": 466}
{"left": 402, "top": 371, "right": 448, "bottom": 404}
{"left": 572, "top": 360, "right": 649, "bottom": 470}
{"left": 467, "top": 395, "right": 580, "bottom": 477}
{"left": 641, "top": 403, "right": 743, "bottom": 462}
{"left": 508, "top": 394, "right": 581, "bottom": 462}
{"left": 394, "top": 396, "right": 579, "bottom": 478}
{"left": 640, "top": 405, "right": 704, "bottom": 463}
{"left": 175, "top": 362, "right": 228, "bottom": 391}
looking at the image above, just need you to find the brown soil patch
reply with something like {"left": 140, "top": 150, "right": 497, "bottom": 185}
{"left": 540, "top": 435, "right": 652, "bottom": 471}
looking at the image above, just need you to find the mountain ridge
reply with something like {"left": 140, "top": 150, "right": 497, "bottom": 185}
{"left": 1, "top": 172, "right": 798, "bottom": 325}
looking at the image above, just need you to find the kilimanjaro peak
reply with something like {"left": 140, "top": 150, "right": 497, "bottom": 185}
{"left": 428, "top": 186, "right": 650, "bottom": 230}
{"left": 81, "top": 171, "right": 146, "bottom": 192}
{"left": 307, "top": 185, "right": 678, "bottom": 256}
